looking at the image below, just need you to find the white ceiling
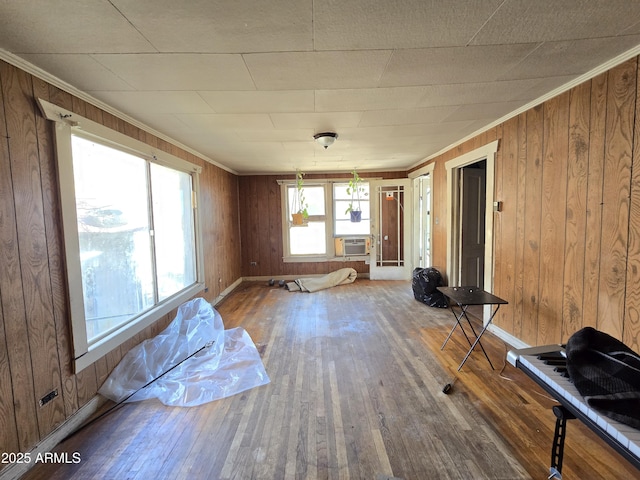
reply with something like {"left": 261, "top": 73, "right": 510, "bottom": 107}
{"left": 2, "top": 0, "right": 640, "bottom": 174}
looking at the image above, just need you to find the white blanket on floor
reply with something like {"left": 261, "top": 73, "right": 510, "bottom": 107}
{"left": 287, "top": 267, "right": 357, "bottom": 293}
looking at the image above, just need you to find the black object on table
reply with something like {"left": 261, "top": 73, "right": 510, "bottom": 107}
{"left": 437, "top": 286, "right": 508, "bottom": 372}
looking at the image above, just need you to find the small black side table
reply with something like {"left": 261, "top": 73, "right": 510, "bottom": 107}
{"left": 437, "top": 286, "right": 508, "bottom": 371}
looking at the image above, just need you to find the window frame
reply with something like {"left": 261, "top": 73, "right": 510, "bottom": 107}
{"left": 332, "top": 181, "right": 371, "bottom": 237}
{"left": 39, "top": 99, "right": 205, "bottom": 372}
{"left": 279, "top": 178, "right": 372, "bottom": 263}
{"left": 280, "top": 181, "right": 334, "bottom": 262}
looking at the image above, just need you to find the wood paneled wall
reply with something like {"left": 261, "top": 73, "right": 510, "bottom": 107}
{"left": 238, "top": 172, "right": 406, "bottom": 278}
{"left": 412, "top": 57, "right": 640, "bottom": 351}
{"left": 0, "top": 60, "right": 242, "bottom": 459}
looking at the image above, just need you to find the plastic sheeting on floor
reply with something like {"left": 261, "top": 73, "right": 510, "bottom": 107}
{"left": 98, "top": 297, "right": 270, "bottom": 407}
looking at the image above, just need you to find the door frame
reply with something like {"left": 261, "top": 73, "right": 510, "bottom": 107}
{"left": 459, "top": 164, "right": 486, "bottom": 286}
{"left": 445, "top": 141, "right": 498, "bottom": 290}
{"left": 410, "top": 163, "right": 434, "bottom": 269}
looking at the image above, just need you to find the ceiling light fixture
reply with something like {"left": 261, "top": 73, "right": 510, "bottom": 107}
{"left": 314, "top": 132, "right": 338, "bottom": 149}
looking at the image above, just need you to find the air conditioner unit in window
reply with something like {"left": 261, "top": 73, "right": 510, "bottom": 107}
{"left": 335, "top": 237, "right": 370, "bottom": 257}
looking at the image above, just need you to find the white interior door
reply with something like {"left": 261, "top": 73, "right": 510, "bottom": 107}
{"left": 369, "top": 179, "right": 412, "bottom": 280}
{"left": 413, "top": 175, "right": 431, "bottom": 269}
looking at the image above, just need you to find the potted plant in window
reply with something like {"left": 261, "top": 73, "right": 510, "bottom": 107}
{"left": 345, "top": 169, "right": 366, "bottom": 222}
{"left": 291, "top": 169, "right": 308, "bottom": 226}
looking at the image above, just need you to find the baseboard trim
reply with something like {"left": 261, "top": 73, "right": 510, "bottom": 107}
{"left": 242, "top": 272, "right": 371, "bottom": 283}
{"left": 0, "top": 395, "right": 108, "bottom": 480}
{"left": 487, "top": 324, "right": 529, "bottom": 350}
{"left": 211, "top": 277, "right": 243, "bottom": 307}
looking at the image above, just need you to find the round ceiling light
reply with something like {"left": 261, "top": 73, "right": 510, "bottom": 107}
{"left": 313, "top": 132, "right": 338, "bottom": 149}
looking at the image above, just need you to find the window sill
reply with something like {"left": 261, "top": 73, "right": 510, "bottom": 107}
{"left": 74, "top": 282, "right": 205, "bottom": 372}
{"left": 283, "top": 255, "right": 370, "bottom": 263}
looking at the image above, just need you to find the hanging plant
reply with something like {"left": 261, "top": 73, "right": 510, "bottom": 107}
{"left": 345, "top": 169, "right": 367, "bottom": 222}
{"left": 291, "top": 169, "right": 308, "bottom": 226}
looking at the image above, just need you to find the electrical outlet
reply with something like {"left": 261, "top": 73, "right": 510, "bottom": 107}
{"left": 40, "top": 389, "right": 58, "bottom": 407}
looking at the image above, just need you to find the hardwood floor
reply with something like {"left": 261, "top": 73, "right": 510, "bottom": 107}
{"left": 21, "top": 280, "right": 639, "bottom": 479}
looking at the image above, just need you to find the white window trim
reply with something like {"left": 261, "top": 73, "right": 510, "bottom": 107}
{"left": 38, "top": 99, "right": 205, "bottom": 372}
{"left": 332, "top": 181, "right": 371, "bottom": 238}
{"left": 279, "top": 180, "right": 335, "bottom": 262}
{"left": 278, "top": 178, "right": 378, "bottom": 263}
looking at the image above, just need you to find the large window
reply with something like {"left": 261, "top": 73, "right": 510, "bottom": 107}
{"left": 40, "top": 99, "right": 204, "bottom": 371}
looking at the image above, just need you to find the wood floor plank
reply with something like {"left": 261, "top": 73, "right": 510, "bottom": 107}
{"left": 20, "top": 280, "right": 640, "bottom": 480}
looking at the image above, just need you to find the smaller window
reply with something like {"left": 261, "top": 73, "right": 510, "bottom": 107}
{"left": 285, "top": 184, "right": 327, "bottom": 256}
{"left": 333, "top": 182, "right": 370, "bottom": 236}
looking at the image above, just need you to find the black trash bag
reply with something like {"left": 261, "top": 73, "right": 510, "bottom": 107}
{"left": 566, "top": 327, "right": 640, "bottom": 429}
{"left": 412, "top": 267, "right": 448, "bottom": 308}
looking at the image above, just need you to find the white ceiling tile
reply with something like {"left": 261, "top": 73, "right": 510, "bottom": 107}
{"left": 227, "top": 141, "right": 286, "bottom": 153}
{"left": 335, "top": 126, "right": 406, "bottom": 140}
{"left": 622, "top": 20, "right": 640, "bottom": 35}
{"left": 111, "top": 0, "right": 313, "bottom": 53}
{"left": 443, "top": 101, "right": 527, "bottom": 122}
{"left": 19, "top": 54, "right": 135, "bottom": 91}
{"left": 91, "top": 54, "right": 255, "bottom": 91}
{"left": 414, "top": 80, "right": 547, "bottom": 107}
{"left": 337, "top": 124, "right": 474, "bottom": 143}
{"left": 270, "top": 112, "right": 362, "bottom": 130}
{"left": 315, "top": 87, "right": 432, "bottom": 112}
{"left": 508, "top": 75, "right": 580, "bottom": 102}
{"left": 243, "top": 51, "right": 392, "bottom": 90}
{"left": 389, "top": 121, "right": 477, "bottom": 137}
{"left": 91, "top": 91, "right": 214, "bottom": 115}
{"left": 472, "top": 0, "right": 640, "bottom": 44}
{"left": 0, "top": 0, "right": 154, "bottom": 54}
{"left": 136, "top": 115, "right": 235, "bottom": 152}
{"left": 500, "top": 36, "right": 640, "bottom": 80}
{"left": 176, "top": 113, "right": 274, "bottom": 130}
{"left": 130, "top": 113, "right": 194, "bottom": 138}
{"left": 199, "top": 90, "right": 314, "bottom": 113}
{"left": 359, "top": 106, "right": 460, "bottom": 127}
{"left": 313, "top": 0, "right": 504, "bottom": 50}
{"left": 379, "top": 44, "right": 539, "bottom": 87}
{"left": 233, "top": 129, "right": 315, "bottom": 142}
{"left": 282, "top": 142, "right": 316, "bottom": 153}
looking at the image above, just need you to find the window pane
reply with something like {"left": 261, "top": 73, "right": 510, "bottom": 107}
{"left": 335, "top": 219, "right": 371, "bottom": 236}
{"left": 72, "top": 136, "right": 154, "bottom": 343}
{"left": 335, "top": 200, "right": 372, "bottom": 220}
{"left": 334, "top": 183, "right": 370, "bottom": 236}
{"left": 290, "top": 222, "right": 326, "bottom": 255}
{"left": 287, "top": 184, "right": 325, "bottom": 216}
{"left": 150, "top": 163, "right": 196, "bottom": 301}
{"left": 287, "top": 184, "right": 327, "bottom": 256}
{"left": 333, "top": 184, "right": 351, "bottom": 200}
{"left": 305, "top": 186, "right": 325, "bottom": 215}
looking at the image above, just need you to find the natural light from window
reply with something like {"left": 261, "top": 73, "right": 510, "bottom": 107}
{"left": 287, "top": 184, "right": 326, "bottom": 255}
{"left": 334, "top": 182, "right": 370, "bottom": 236}
{"left": 72, "top": 135, "right": 197, "bottom": 344}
